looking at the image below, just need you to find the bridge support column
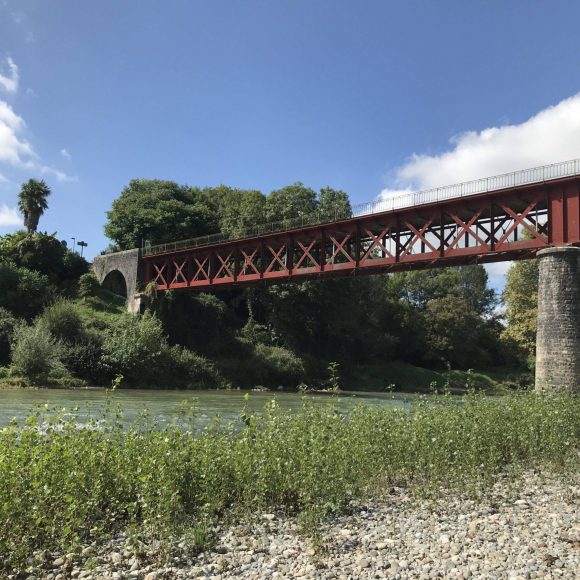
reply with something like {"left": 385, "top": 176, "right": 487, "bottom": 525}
{"left": 535, "top": 247, "right": 580, "bottom": 393}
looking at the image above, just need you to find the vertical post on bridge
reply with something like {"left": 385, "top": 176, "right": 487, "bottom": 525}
{"left": 535, "top": 247, "right": 580, "bottom": 393}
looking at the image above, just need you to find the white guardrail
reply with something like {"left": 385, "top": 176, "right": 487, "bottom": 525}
{"left": 145, "top": 158, "right": 580, "bottom": 256}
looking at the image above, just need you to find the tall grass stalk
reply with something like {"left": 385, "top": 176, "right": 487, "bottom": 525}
{"left": 0, "top": 392, "right": 578, "bottom": 571}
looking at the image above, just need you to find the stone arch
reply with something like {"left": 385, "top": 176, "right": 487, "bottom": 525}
{"left": 92, "top": 248, "right": 142, "bottom": 313}
{"left": 101, "top": 269, "right": 128, "bottom": 297}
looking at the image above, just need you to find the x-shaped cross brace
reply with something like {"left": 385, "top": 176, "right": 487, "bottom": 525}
{"left": 361, "top": 227, "right": 393, "bottom": 261}
{"left": 294, "top": 239, "right": 320, "bottom": 269}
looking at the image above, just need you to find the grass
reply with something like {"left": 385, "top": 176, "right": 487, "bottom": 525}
{"left": 344, "top": 360, "right": 520, "bottom": 392}
{"left": 0, "top": 390, "right": 578, "bottom": 572}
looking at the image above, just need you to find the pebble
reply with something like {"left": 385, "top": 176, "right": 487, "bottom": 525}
{"left": 15, "top": 472, "right": 579, "bottom": 579}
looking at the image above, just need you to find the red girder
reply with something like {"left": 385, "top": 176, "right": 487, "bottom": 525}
{"left": 142, "top": 176, "right": 580, "bottom": 291}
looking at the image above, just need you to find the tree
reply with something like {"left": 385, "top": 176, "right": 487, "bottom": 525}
{"left": 265, "top": 183, "right": 318, "bottom": 223}
{"left": 18, "top": 179, "right": 51, "bottom": 234}
{"left": 0, "top": 231, "right": 88, "bottom": 285}
{"left": 0, "top": 263, "right": 54, "bottom": 319}
{"left": 501, "top": 259, "right": 539, "bottom": 366}
{"left": 318, "top": 187, "right": 352, "bottom": 220}
{"left": 388, "top": 265, "right": 496, "bottom": 315}
{"left": 201, "top": 185, "right": 267, "bottom": 238}
{"left": 104, "top": 179, "right": 217, "bottom": 250}
{"left": 424, "top": 295, "right": 486, "bottom": 368}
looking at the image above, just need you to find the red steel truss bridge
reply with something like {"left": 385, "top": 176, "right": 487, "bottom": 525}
{"left": 142, "top": 159, "right": 580, "bottom": 292}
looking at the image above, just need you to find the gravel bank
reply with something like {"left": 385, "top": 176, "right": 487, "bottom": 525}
{"left": 16, "top": 472, "right": 579, "bottom": 579}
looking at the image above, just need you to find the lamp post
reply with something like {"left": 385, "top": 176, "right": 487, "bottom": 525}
{"left": 71, "top": 237, "right": 76, "bottom": 253}
{"left": 77, "top": 241, "right": 87, "bottom": 257}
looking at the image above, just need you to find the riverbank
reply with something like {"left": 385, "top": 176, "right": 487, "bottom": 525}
{"left": 17, "top": 471, "right": 579, "bottom": 579}
{"left": 1, "top": 393, "right": 578, "bottom": 575}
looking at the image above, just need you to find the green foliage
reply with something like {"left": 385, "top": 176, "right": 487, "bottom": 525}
{"left": 424, "top": 295, "right": 490, "bottom": 368}
{"left": 167, "top": 345, "right": 226, "bottom": 388}
{"left": 78, "top": 271, "right": 100, "bottom": 299}
{"left": 10, "top": 323, "right": 66, "bottom": 385}
{"left": 389, "top": 265, "right": 496, "bottom": 315}
{"left": 252, "top": 343, "right": 305, "bottom": 386}
{"left": 0, "top": 307, "right": 16, "bottom": 366}
{"left": 0, "top": 231, "right": 88, "bottom": 285}
{"left": 104, "top": 179, "right": 215, "bottom": 250}
{"left": 0, "top": 262, "right": 54, "bottom": 319}
{"left": 327, "top": 361, "right": 340, "bottom": 392}
{"left": 17, "top": 178, "right": 51, "bottom": 234}
{"left": 0, "top": 393, "right": 578, "bottom": 572}
{"left": 100, "top": 312, "right": 169, "bottom": 385}
{"left": 61, "top": 331, "right": 104, "bottom": 385}
{"left": 501, "top": 259, "right": 539, "bottom": 367}
{"left": 265, "top": 182, "right": 318, "bottom": 222}
{"left": 201, "top": 185, "right": 267, "bottom": 237}
{"left": 37, "top": 300, "right": 85, "bottom": 342}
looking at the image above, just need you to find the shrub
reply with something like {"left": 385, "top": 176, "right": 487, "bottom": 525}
{"left": 0, "top": 262, "right": 54, "bottom": 319}
{"left": 0, "top": 307, "right": 17, "bottom": 365}
{"left": 78, "top": 272, "right": 100, "bottom": 299}
{"left": 37, "top": 300, "right": 85, "bottom": 342}
{"left": 165, "top": 345, "right": 226, "bottom": 388}
{"left": 10, "top": 323, "right": 66, "bottom": 385}
{"left": 253, "top": 343, "right": 305, "bottom": 387}
{"left": 61, "top": 330, "right": 104, "bottom": 385}
{"left": 100, "top": 312, "right": 170, "bottom": 386}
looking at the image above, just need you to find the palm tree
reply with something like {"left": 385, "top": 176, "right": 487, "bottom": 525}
{"left": 17, "top": 179, "right": 51, "bottom": 234}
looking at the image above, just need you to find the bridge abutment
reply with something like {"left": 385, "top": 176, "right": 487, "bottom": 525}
{"left": 92, "top": 248, "right": 143, "bottom": 314}
{"left": 535, "top": 246, "right": 580, "bottom": 393}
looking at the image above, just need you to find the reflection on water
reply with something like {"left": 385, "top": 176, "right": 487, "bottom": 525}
{"left": 0, "top": 388, "right": 414, "bottom": 429}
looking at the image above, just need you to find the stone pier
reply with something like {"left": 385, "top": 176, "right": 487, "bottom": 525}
{"left": 535, "top": 246, "right": 580, "bottom": 393}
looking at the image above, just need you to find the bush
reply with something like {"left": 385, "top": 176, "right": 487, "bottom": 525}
{"left": 100, "top": 312, "right": 170, "bottom": 386}
{"left": 10, "top": 323, "right": 66, "bottom": 385}
{"left": 0, "top": 263, "right": 54, "bottom": 319}
{"left": 78, "top": 272, "right": 100, "bottom": 299}
{"left": 37, "top": 300, "right": 85, "bottom": 342}
{"left": 0, "top": 307, "right": 17, "bottom": 365}
{"left": 165, "top": 345, "right": 226, "bottom": 388}
{"left": 253, "top": 343, "right": 305, "bottom": 386}
{"left": 61, "top": 331, "right": 104, "bottom": 385}
{"left": 1, "top": 232, "right": 88, "bottom": 284}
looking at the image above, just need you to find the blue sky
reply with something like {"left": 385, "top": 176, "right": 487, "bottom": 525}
{"left": 1, "top": 1, "right": 580, "bottom": 290}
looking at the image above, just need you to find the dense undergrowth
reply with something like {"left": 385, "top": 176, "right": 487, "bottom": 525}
{"left": 0, "top": 391, "right": 578, "bottom": 572}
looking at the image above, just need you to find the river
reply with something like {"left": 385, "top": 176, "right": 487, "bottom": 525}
{"left": 0, "top": 388, "right": 415, "bottom": 429}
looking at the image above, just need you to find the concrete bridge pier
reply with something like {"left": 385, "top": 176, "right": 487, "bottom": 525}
{"left": 535, "top": 247, "right": 580, "bottom": 393}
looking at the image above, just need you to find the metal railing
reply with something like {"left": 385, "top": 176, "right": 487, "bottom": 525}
{"left": 143, "top": 158, "right": 580, "bottom": 256}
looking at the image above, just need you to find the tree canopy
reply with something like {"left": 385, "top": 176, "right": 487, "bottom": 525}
{"left": 18, "top": 179, "right": 51, "bottom": 235}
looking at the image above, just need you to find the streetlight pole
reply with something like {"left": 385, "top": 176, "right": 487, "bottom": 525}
{"left": 77, "top": 241, "right": 88, "bottom": 257}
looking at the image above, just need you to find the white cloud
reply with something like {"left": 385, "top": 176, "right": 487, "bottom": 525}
{"left": 0, "top": 204, "right": 21, "bottom": 227}
{"left": 0, "top": 100, "right": 35, "bottom": 165}
{"left": 379, "top": 94, "right": 580, "bottom": 291}
{"left": 0, "top": 57, "right": 19, "bottom": 93}
{"left": 0, "top": 172, "right": 7, "bottom": 183}
{"left": 381, "top": 93, "right": 580, "bottom": 198}
{"left": 484, "top": 261, "right": 512, "bottom": 293}
{"left": 60, "top": 148, "right": 71, "bottom": 160}
{"left": 0, "top": 84, "right": 77, "bottom": 182}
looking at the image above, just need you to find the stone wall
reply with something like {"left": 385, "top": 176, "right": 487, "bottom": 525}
{"left": 535, "top": 246, "right": 580, "bottom": 393}
{"left": 92, "top": 248, "right": 143, "bottom": 314}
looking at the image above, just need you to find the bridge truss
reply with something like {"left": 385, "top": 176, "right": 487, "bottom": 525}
{"left": 143, "top": 174, "right": 580, "bottom": 292}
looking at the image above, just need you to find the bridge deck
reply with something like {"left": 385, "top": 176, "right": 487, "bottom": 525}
{"left": 142, "top": 160, "right": 580, "bottom": 291}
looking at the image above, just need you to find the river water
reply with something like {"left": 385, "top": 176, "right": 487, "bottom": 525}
{"left": 0, "top": 388, "right": 415, "bottom": 429}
